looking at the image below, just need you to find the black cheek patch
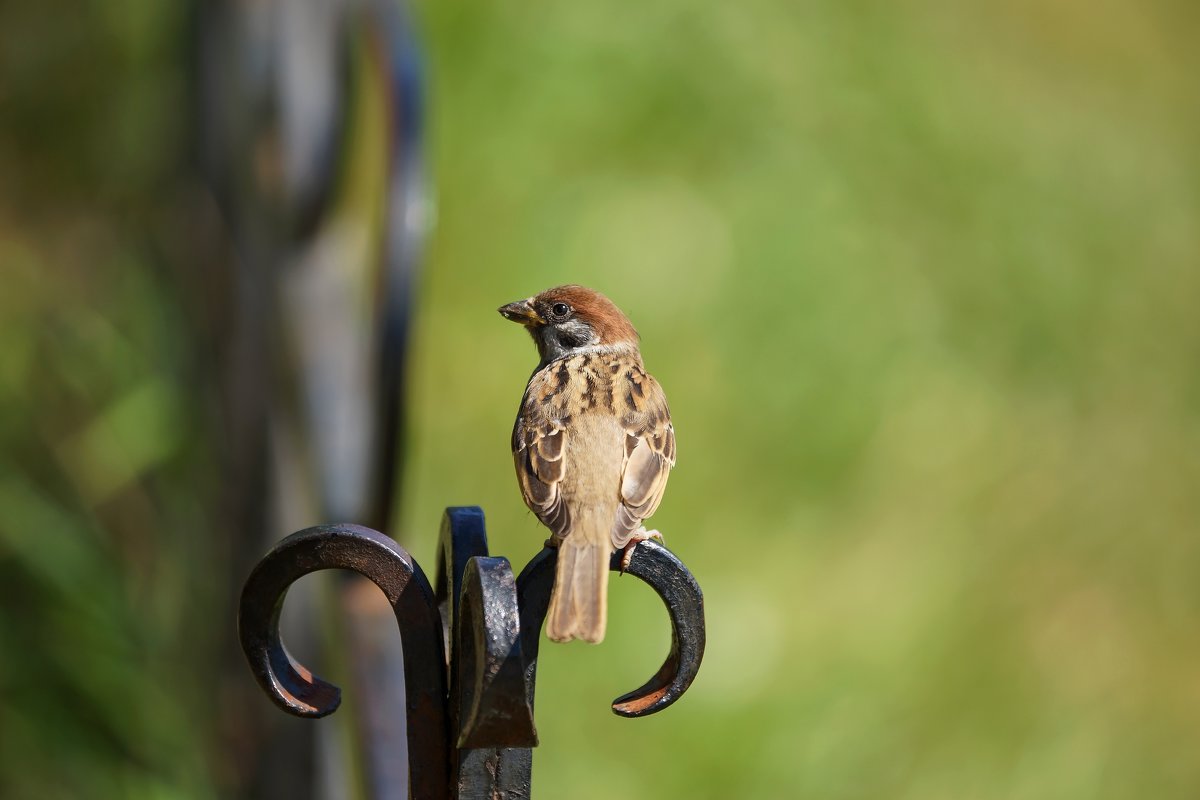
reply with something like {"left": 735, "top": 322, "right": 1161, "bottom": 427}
{"left": 557, "top": 324, "right": 593, "bottom": 350}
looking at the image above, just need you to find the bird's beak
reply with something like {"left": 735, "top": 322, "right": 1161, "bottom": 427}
{"left": 498, "top": 299, "right": 544, "bottom": 326}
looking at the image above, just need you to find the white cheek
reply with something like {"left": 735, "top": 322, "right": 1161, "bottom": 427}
{"left": 562, "top": 319, "right": 598, "bottom": 346}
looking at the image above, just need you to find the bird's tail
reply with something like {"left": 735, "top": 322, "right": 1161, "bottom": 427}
{"left": 546, "top": 533, "right": 610, "bottom": 643}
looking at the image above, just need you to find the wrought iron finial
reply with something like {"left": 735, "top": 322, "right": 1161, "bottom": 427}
{"left": 238, "top": 508, "right": 705, "bottom": 798}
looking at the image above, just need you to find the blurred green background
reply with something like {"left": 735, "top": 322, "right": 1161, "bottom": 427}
{"left": 3, "top": 0, "right": 1200, "bottom": 798}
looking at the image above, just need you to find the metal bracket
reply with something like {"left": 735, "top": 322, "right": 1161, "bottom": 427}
{"left": 238, "top": 507, "right": 705, "bottom": 798}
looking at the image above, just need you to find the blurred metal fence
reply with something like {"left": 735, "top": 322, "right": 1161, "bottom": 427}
{"left": 195, "top": 0, "right": 426, "bottom": 796}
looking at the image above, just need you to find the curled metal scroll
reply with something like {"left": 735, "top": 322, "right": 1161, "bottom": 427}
{"left": 456, "top": 557, "right": 537, "bottom": 747}
{"left": 516, "top": 539, "right": 705, "bottom": 718}
{"left": 238, "top": 523, "right": 449, "bottom": 799}
{"left": 608, "top": 541, "right": 706, "bottom": 716}
{"left": 435, "top": 507, "right": 538, "bottom": 750}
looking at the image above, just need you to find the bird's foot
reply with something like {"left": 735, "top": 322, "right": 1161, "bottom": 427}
{"left": 620, "top": 527, "right": 664, "bottom": 573}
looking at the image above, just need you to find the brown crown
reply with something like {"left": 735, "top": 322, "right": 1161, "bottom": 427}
{"left": 536, "top": 285, "right": 639, "bottom": 345}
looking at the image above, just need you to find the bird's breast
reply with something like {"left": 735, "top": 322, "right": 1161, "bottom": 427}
{"left": 525, "top": 351, "right": 644, "bottom": 418}
{"left": 523, "top": 352, "right": 634, "bottom": 506}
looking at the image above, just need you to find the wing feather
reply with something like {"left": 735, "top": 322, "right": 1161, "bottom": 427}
{"left": 512, "top": 398, "right": 571, "bottom": 539}
{"left": 613, "top": 368, "right": 675, "bottom": 547}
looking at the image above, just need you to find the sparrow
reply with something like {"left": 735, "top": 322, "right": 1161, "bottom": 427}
{"left": 499, "top": 285, "right": 676, "bottom": 644}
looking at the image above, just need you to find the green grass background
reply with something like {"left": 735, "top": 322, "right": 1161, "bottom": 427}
{"left": 3, "top": 0, "right": 1200, "bottom": 797}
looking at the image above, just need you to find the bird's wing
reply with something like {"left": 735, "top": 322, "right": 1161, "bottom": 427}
{"left": 512, "top": 397, "right": 571, "bottom": 539}
{"left": 613, "top": 366, "right": 675, "bottom": 547}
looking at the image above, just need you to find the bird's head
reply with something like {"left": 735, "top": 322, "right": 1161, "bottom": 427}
{"left": 499, "top": 285, "right": 639, "bottom": 365}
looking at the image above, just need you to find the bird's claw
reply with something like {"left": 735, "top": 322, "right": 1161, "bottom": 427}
{"left": 620, "top": 528, "right": 664, "bottom": 573}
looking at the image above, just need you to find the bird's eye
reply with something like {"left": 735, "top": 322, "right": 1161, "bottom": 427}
{"left": 551, "top": 302, "right": 571, "bottom": 317}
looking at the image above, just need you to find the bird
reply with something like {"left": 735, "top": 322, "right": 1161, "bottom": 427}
{"left": 499, "top": 285, "right": 676, "bottom": 644}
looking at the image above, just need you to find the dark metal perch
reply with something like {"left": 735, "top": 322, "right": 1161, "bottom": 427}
{"left": 239, "top": 507, "right": 705, "bottom": 798}
{"left": 238, "top": 525, "right": 449, "bottom": 798}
